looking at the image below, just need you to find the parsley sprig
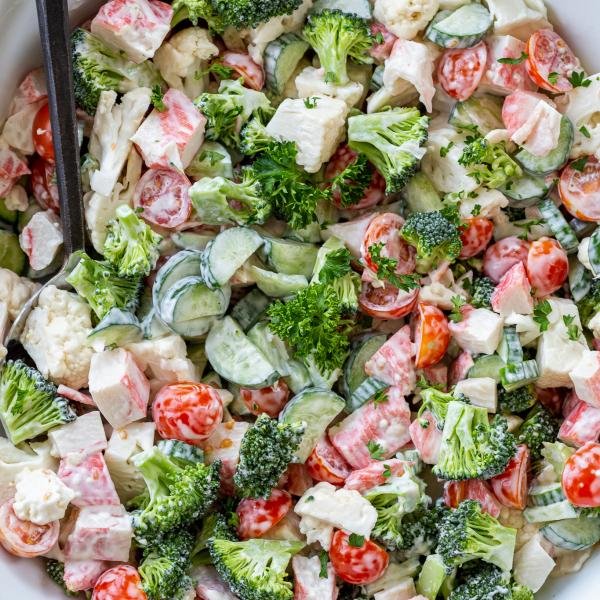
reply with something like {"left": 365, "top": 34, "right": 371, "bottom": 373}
{"left": 368, "top": 242, "right": 420, "bottom": 292}
{"left": 498, "top": 52, "right": 528, "bottom": 65}
{"left": 533, "top": 299, "right": 552, "bottom": 332}
{"left": 563, "top": 315, "right": 580, "bottom": 341}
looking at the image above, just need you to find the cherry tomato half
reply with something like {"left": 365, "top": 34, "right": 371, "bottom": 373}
{"left": 0, "top": 499, "right": 59, "bottom": 557}
{"left": 30, "top": 155, "right": 59, "bottom": 212}
{"left": 236, "top": 489, "right": 292, "bottom": 539}
{"left": 153, "top": 381, "right": 223, "bottom": 445}
{"left": 92, "top": 565, "right": 147, "bottom": 600}
{"left": 562, "top": 442, "right": 600, "bottom": 507}
{"left": 483, "top": 236, "right": 530, "bottom": 283}
{"left": 438, "top": 42, "right": 487, "bottom": 102}
{"left": 359, "top": 281, "right": 419, "bottom": 319}
{"left": 490, "top": 445, "right": 530, "bottom": 510}
{"left": 413, "top": 302, "right": 450, "bottom": 369}
{"left": 306, "top": 436, "right": 352, "bottom": 486}
{"left": 133, "top": 167, "right": 191, "bottom": 228}
{"left": 526, "top": 236, "right": 568, "bottom": 297}
{"left": 526, "top": 29, "right": 580, "bottom": 93}
{"left": 32, "top": 103, "right": 54, "bottom": 163}
{"left": 559, "top": 156, "right": 600, "bottom": 222}
{"left": 444, "top": 479, "right": 502, "bottom": 518}
{"left": 329, "top": 530, "right": 389, "bottom": 585}
{"left": 240, "top": 379, "right": 290, "bottom": 418}
{"left": 459, "top": 217, "right": 494, "bottom": 259}
{"left": 220, "top": 52, "right": 265, "bottom": 91}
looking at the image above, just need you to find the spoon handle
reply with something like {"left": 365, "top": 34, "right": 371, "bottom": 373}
{"left": 35, "top": 0, "right": 85, "bottom": 256}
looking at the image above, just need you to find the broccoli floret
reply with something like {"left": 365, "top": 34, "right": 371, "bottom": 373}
{"left": 517, "top": 405, "right": 559, "bottom": 460}
{"left": 103, "top": 205, "right": 162, "bottom": 277}
{"left": 498, "top": 384, "right": 537, "bottom": 415}
{"left": 46, "top": 560, "right": 77, "bottom": 597}
{"left": 131, "top": 446, "right": 220, "bottom": 545}
{"left": 208, "top": 538, "right": 304, "bottom": 600}
{"left": 234, "top": 414, "right": 303, "bottom": 499}
{"left": 397, "top": 505, "right": 449, "bottom": 558}
{"left": 401, "top": 208, "right": 462, "bottom": 273}
{"left": 577, "top": 278, "right": 600, "bottom": 327}
{"left": 66, "top": 252, "right": 142, "bottom": 320}
{"left": 247, "top": 141, "right": 330, "bottom": 230}
{"left": 195, "top": 79, "right": 274, "bottom": 149}
{"left": 449, "top": 561, "right": 511, "bottom": 600}
{"left": 458, "top": 136, "right": 522, "bottom": 189}
{"left": 302, "top": 9, "right": 373, "bottom": 85}
{"left": 189, "top": 173, "right": 271, "bottom": 225}
{"left": 418, "top": 387, "right": 457, "bottom": 428}
{"left": 328, "top": 153, "right": 373, "bottom": 208}
{"left": 71, "top": 28, "right": 163, "bottom": 115}
{"left": 211, "top": 0, "right": 303, "bottom": 29}
{"left": 139, "top": 529, "right": 195, "bottom": 600}
{"left": 192, "top": 511, "right": 238, "bottom": 565}
{"left": 0, "top": 360, "right": 76, "bottom": 445}
{"left": 365, "top": 472, "right": 428, "bottom": 550}
{"left": 156, "top": 439, "right": 205, "bottom": 467}
{"left": 471, "top": 276, "right": 496, "bottom": 309}
{"left": 348, "top": 107, "right": 429, "bottom": 193}
{"left": 240, "top": 117, "right": 276, "bottom": 156}
{"left": 433, "top": 401, "right": 517, "bottom": 481}
{"left": 511, "top": 583, "right": 535, "bottom": 600}
{"left": 171, "top": 0, "right": 225, "bottom": 30}
{"left": 437, "top": 500, "right": 517, "bottom": 573}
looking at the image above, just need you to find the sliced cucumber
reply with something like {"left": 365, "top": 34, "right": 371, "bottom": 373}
{"left": 201, "top": 227, "right": 263, "bottom": 288}
{"left": 247, "top": 321, "right": 291, "bottom": 377}
{"left": 569, "top": 256, "right": 592, "bottom": 303}
{"left": 468, "top": 354, "right": 505, "bottom": 383}
{"left": 538, "top": 198, "right": 579, "bottom": 254}
{"left": 141, "top": 309, "right": 172, "bottom": 339}
{"left": 152, "top": 250, "right": 203, "bottom": 312}
{"left": 87, "top": 308, "right": 142, "bottom": 349}
{"left": 264, "top": 33, "right": 310, "bottom": 95}
{"left": 312, "top": 0, "right": 372, "bottom": 19}
{"left": 250, "top": 266, "right": 308, "bottom": 298}
{"left": 166, "top": 314, "right": 216, "bottom": 339}
{"left": 404, "top": 172, "right": 443, "bottom": 214}
{"left": 160, "top": 276, "right": 230, "bottom": 323}
{"left": 0, "top": 198, "right": 17, "bottom": 224}
{"left": 342, "top": 333, "right": 387, "bottom": 398}
{"left": 0, "top": 230, "right": 25, "bottom": 274}
{"left": 588, "top": 226, "right": 600, "bottom": 277}
{"left": 570, "top": 217, "right": 596, "bottom": 240}
{"left": 529, "top": 483, "right": 566, "bottom": 507}
{"left": 284, "top": 360, "right": 313, "bottom": 395}
{"left": 498, "top": 326, "right": 524, "bottom": 364}
{"left": 172, "top": 231, "right": 215, "bottom": 251}
{"left": 263, "top": 237, "right": 319, "bottom": 279}
{"left": 500, "top": 173, "right": 549, "bottom": 208}
{"left": 205, "top": 316, "right": 279, "bottom": 388}
{"left": 516, "top": 117, "right": 574, "bottom": 176}
{"left": 448, "top": 95, "right": 504, "bottom": 135}
{"left": 370, "top": 65, "right": 384, "bottom": 93}
{"left": 524, "top": 501, "right": 580, "bottom": 524}
{"left": 279, "top": 387, "right": 345, "bottom": 462}
{"left": 231, "top": 289, "right": 271, "bottom": 331}
{"left": 541, "top": 517, "right": 600, "bottom": 550}
{"left": 425, "top": 4, "right": 492, "bottom": 49}
{"left": 347, "top": 376, "right": 388, "bottom": 412}
{"left": 500, "top": 360, "right": 539, "bottom": 391}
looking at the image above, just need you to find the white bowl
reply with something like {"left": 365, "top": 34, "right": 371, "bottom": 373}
{"left": 0, "top": 1, "right": 598, "bottom": 598}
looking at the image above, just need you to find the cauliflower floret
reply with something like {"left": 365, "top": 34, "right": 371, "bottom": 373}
{"left": 458, "top": 188, "right": 509, "bottom": 220}
{"left": 0, "top": 267, "right": 40, "bottom": 320}
{"left": 85, "top": 147, "right": 143, "bottom": 253}
{"left": 13, "top": 467, "right": 75, "bottom": 525}
{"left": 298, "top": 514, "right": 334, "bottom": 550}
{"left": 295, "top": 66, "right": 364, "bottom": 107}
{"left": 373, "top": 0, "right": 439, "bottom": 40}
{"left": 88, "top": 88, "right": 151, "bottom": 198}
{"left": 125, "top": 335, "right": 199, "bottom": 383}
{"left": 153, "top": 28, "right": 219, "bottom": 100}
{"left": 418, "top": 282, "right": 458, "bottom": 310}
{"left": 484, "top": 0, "right": 551, "bottom": 41}
{"left": 21, "top": 285, "right": 94, "bottom": 389}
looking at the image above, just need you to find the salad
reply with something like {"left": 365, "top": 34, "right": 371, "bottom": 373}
{"left": 0, "top": 0, "right": 600, "bottom": 598}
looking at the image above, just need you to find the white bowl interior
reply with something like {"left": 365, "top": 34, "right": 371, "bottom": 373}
{"left": 0, "top": 0, "right": 598, "bottom": 598}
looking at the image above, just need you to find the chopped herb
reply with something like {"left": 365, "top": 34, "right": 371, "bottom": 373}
{"left": 195, "top": 62, "right": 235, "bottom": 80}
{"left": 304, "top": 97, "right": 319, "bottom": 109}
{"left": 568, "top": 71, "right": 592, "bottom": 88}
{"left": 318, "top": 248, "right": 352, "bottom": 284}
{"left": 498, "top": 52, "right": 528, "bottom": 65}
{"left": 548, "top": 72, "right": 560, "bottom": 85}
{"left": 382, "top": 464, "right": 391, "bottom": 478}
{"left": 374, "top": 31, "right": 385, "bottom": 45}
{"left": 228, "top": 512, "right": 240, "bottom": 528}
{"left": 440, "top": 141, "right": 455, "bottom": 158}
{"left": 306, "top": 495, "right": 315, "bottom": 502}
{"left": 368, "top": 242, "right": 420, "bottom": 292}
{"left": 319, "top": 550, "right": 329, "bottom": 578}
{"left": 515, "top": 219, "right": 543, "bottom": 240}
{"left": 199, "top": 150, "right": 225, "bottom": 166}
{"left": 348, "top": 533, "right": 365, "bottom": 547}
{"left": 471, "top": 204, "right": 482, "bottom": 216}
{"left": 533, "top": 299, "right": 552, "bottom": 332}
{"left": 150, "top": 85, "right": 166, "bottom": 111}
{"left": 572, "top": 156, "right": 589, "bottom": 172}
{"left": 373, "top": 388, "right": 389, "bottom": 405}
{"left": 416, "top": 374, "right": 443, "bottom": 391}
{"left": 580, "top": 125, "right": 592, "bottom": 139}
{"left": 449, "top": 295, "right": 466, "bottom": 323}
{"left": 563, "top": 315, "right": 580, "bottom": 341}
{"left": 468, "top": 191, "right": 479, "bottom": 199}
{"left": 366, "top": 440, "right": 384, "bottom": 461}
